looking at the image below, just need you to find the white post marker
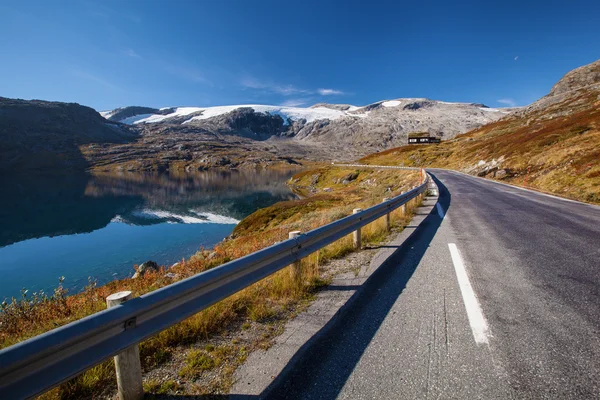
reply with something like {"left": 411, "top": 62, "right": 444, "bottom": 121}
{"left": 352, "top": 208, "right": 362, "bottom": 249}
{"left": 448, "top": 243, "right": 490, "bottom": 345}
{"left": 106, "top": 291, "right": 144, "bottom": 400}
{"left": 289, "top": 231, "right": 302, "bottom": 282}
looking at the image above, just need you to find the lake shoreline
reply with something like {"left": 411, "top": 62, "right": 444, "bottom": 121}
{"left": 0, "top": 168, "right": 300, "bottom": 301}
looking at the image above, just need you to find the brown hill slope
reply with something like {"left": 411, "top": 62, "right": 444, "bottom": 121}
{"left": 361, "top": 60, "right": 600, "bottom": 204}
{"left": 0, "top": 97, "right": 137, "bottom": 172}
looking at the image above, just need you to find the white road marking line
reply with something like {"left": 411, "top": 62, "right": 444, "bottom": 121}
{"left": 448, "top": 243, "right": 490, "bottom": 345}
{"left": 436, "top": 203, "right": 445, "bottom": 219}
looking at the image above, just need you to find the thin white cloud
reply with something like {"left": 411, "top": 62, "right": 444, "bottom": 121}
{"left": 317, "top": 88, "right": 344, "bottom": 95}
{"left": 69, "top": 68, "right": 122, "bottom": 92}
{"left": 83, "top": 2, "right": 141, "bottom": 25}
{"left": 123, "top": 48, "right": 141, "bottom": 58}
{"left": 241, "top": 78, "right": 309, "bottom": 96}
{"left": 274, "top": 85, "right": 310, "bottom": 96}
{"left": 497, "top": 98, "right": 517, "bottom": 107}
{"left": 240, "top": 78, "right": 265, "bottom": 90}
{"left": 163, "top": 63, "right": 209, "bottom": 85}
{"left": 280, "top": 99, "right": 309, "bottom": 107}
{"left": 242, "top": 77, "right": 344, "bottom": 98}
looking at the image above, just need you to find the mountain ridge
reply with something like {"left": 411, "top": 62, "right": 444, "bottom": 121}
{"left": 95, "top": 98, "right": 512, "bottom": 162}
{"left": 0, "top": 95, "right": 518, "bottom": 173}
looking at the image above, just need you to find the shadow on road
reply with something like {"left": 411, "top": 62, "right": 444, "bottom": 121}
{"left": 255, "top": 173, "right": 451, "bottom": 399}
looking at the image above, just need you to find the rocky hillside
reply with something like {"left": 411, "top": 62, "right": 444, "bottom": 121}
{"left": 0, "top": 97, "right": 136, "bottom": 171}
{"left": 291, "top": 100, "right": 509, "bottom": 154}
{"left": 361, "top": 59, "right": 600, "bottom": 204}
{"left": 100, "top": 99, "right": 511, "bottom": 158}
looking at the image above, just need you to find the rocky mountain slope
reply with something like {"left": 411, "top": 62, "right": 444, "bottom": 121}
{"left": 100, "top": 99, "right": 511, "bottom": 159}
{"left": 0, "top": 97, "right": 136, "bottom": 171}
{"left": 361, "top": 59, "right": 600, "bottom": 204}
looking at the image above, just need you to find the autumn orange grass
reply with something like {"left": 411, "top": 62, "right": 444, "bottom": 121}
{"left": 1, "top": 167, "right": 421, "bottom": 399}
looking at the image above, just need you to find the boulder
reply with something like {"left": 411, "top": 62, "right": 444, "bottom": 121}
{"left": 132, "top": 260, "right": 159, "bottom": 279}
{"left": 310, "top": 174, "right": 320, "bottom": 185}
{"left": 495, "top": 169, "right": 513, "bottom": 179}
{"left": 338, "top": 171, "right": 359, "bottom": 184}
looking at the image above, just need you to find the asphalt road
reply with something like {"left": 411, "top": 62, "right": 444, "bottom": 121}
{"left": 266, "top": 170, "right": 600, "bottom": 399}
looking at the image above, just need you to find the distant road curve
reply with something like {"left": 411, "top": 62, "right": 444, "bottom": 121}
{"left": 331, "top": 163, "right": 419, "bottom": 170}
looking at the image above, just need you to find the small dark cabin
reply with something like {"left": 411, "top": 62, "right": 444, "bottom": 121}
{"left": 407, "top": 132, "right": 441, "bottom": 144}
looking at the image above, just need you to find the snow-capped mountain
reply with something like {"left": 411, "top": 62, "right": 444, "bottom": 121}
{"left": 99, "top": 99, "right": 512, "bottom": 158}
{"left": 110, "top": 104, "right": 359, "bottom": 125}
{"left": 102, "top": 99, "right": 509, "bottom": 128}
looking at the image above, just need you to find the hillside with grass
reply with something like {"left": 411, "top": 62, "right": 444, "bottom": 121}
{"left": 1, "top": 166, "right": 421, "bottom": 398}
{"left": 361, "top": 59, "right": 600, "bottom": 204}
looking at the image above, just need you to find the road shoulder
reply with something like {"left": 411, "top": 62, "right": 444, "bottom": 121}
{"left": 230, "top": 194, "right": 438, "bottom": 397}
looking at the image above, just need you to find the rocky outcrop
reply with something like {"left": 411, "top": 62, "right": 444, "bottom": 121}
{"left": 513, "top": 59, "right": 600, "bottom": 119}
{"left": 188, "top": 107, "right": 287, "bottom": 140}
{"left": 104, "top": 106, "right": 160, "bottom": 121}
{"left": 402, "top": 100, "right": 436, "bottom": 110}
{"left": 309, "top": 103, "right": 354, "bottom": 111}
{"left": 548, "top": 59, "right": 600, "bottom": 96}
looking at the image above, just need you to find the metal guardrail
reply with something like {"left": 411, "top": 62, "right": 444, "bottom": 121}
{"left": 0, "top": 172, "right": 430, "bottom": 399}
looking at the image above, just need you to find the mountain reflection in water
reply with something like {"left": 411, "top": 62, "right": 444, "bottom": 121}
{"left": 0, "top": 169, "right": 298, "bottom": 300}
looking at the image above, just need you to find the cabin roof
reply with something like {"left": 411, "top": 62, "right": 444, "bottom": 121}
{"left": 407, "top": 132, "right": 432, "bottom": 138}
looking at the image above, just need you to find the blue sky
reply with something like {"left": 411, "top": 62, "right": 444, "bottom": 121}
{"left": 1, "top": 0, "right": 598, "bottom": 111}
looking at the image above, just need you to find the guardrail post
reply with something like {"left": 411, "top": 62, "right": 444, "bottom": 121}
{"left": 382, "top": 198, "right": 390, "bottom": 231}
{"left": 400, "top": 192, "right": 407, "bottom": 216}
{"left": 414, "top": 185, "right": 422, "bottom": 204}
{"left": 106, "top": 291, "right": 144, "bottom": 400}
{"left": 353, "top": 208, "right": 362, "bottom": 249}
{"left": 288, "top": 231, "right": 302, "bottom": 283}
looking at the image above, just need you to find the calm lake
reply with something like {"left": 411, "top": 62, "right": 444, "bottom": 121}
{"left": 0, "top": 170, "right": 297, "bottom": 301}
